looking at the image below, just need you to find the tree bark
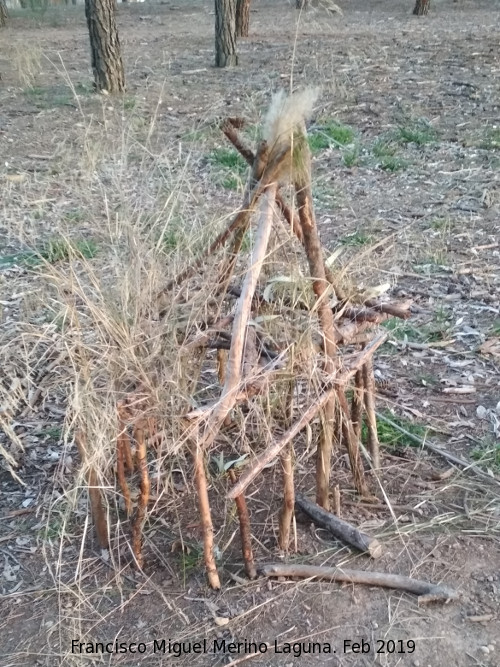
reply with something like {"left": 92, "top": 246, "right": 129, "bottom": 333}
{"left": 0, "top": 0, "right": 8, "bottom": 27}
{"left": 215, "top": 0, "right": 238, "bottom": 67}
{"left": 236, "top": 0, "right": 250, "bottom": 37}
{"left": 84, "top": 0, "right": 125, "bottom": 93}
{"left": 413, "top": 0, "right": 430, "bottom": 15}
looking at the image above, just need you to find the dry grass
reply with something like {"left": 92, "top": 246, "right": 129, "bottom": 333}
{"left": 1, "top": 1, "right": 500, "bottom": 664}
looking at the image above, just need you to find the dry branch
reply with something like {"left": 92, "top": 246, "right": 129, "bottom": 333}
{"left": 116, "top": 427, "right": 132, "bottom": 516}
{"left": 351, "top": 368, "right": 364, "bottom": 440}
{"left": 131, "top": 423, "right": 150, "bottom": 568}
{"left": 200, "top": 184, "right": 278, "bottom": 451}
{"left": 295, "top": 493, "right": 382, "bottom": 558}
{"left": 295, "top": 173, "right": 337, "bottom": 509}
{"left": 278, "top": 447, "right": 295, "bottom": 551}
{"left": 362, "top": 357, "right": 380, "bottom": 469}
{"left": 338, "top": 389, "right": 369, "bottom": 497}
{"left": 75, "top": 430, "right": 109, "bottom": 549}
{"left": 221, "top": 118, "right": 303, "bottom": 243}
{"left": 228, "top": 469, "right": 256, "bottom": 579}
{"left": 160, "top": 149, "right": 288, "bottom": 297}
{"left": 260, "top": 563, "right": 458, "bottom": 604}
{"left": 192, "top": 440, "right": 221, "bottom": 589}
{"left": 227, "top": 334, "right": 387, "bottom": 499}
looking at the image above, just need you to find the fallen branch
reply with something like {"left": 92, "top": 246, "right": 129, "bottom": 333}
{"left": 260, "top": 563, "right": 458, "bottom": 604}
{"left": 295, "top": 493, "right": 382, "bottom": 558}
{"left": 227, "top": 334, "right": 387, "bottom": 499}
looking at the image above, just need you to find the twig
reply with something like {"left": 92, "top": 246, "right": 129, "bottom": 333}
{"left": 260, "top": 563, "right": 458, "bottom": 604}
{"left": 278, "top": 448, "right": 295, "bottom": 552}
{"left": 295, "top": 493, "right": 382, "bottom": 558}
{"left": 228, "top": 469, "right": 256, "bottom": 579}
{"left": 227, "top": 334, "right": 387, "bottom": 499}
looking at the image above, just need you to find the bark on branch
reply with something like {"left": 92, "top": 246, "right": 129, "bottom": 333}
{"left": 260, "top": 563, "right": 458, "bottom": 605}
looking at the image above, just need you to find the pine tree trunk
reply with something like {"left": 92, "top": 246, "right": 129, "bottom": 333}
{"left": 413, "top": 0, "right": 430, "bottom": 15}
{"left": 84, "top": 0, "right": 125, "bottom": 93}
{"left": 0, "top": 0, "right": 8, "bottom": 27}
{"left": 236, "top": 0, "right": 250, "bottom": 38}
{"left": 215, "top": 0, "right": 238, "bottom": 68}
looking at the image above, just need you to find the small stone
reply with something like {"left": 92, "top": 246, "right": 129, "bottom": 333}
{"left": 480, "top": 646, "right": 490, "bottom": 654}
{"left": 488, "top": 645, "right": 495, "bottom": 652}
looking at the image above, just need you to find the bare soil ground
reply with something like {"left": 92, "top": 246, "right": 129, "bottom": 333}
{"left": 1, "top": 0, "right": 500, "bottom": 665}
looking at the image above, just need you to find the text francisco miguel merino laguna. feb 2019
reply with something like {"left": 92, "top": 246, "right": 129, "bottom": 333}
{"left": 72, "top": 637, "right": 417, "bottom": 658}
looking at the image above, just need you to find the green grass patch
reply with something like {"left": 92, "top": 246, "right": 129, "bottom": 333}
{"left": 308, "top": 121, "right": 355, "bottom": 154}
{"left": 208, "top": 147, "right": 247, "bottom": 190}
{"left": 340, "top": 231, "right": 372, "bottom": 247}
{"left": 382, "top": 316, "right": 450, "bottom": 344}
{"left": 24, "top": 85, "right": 74, "bottom": 109}
{"left": 0, "top": 239, "right": 98, "bottom": 269}
{"left": 342, "top": 145, "right": 361, "bottom": 167}
{"left": 479, "top": 128, "right": 500, "bottom": 151}
{"left": 396, "top": 122, "right": 437, "bottom": 146}
{"left": 379, "top": 155, "right": 408, "bottom": 172}
{"left": 365, "top": 411, "right": 428, "bottom": 448}
{"left": 471, "top": 436, "right": 500, "bottom": 472}
{"left": 208, "top": 148, "right": 247, "bottom": 172}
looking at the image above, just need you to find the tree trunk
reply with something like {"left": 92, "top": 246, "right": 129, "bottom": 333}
{"left": 215, "top": 0, "right": 238, "bottom": 68}
{"left": 84, "top": 0, "right": 125, "bottom": 93}
{"left": 0, "top": 0, "right": 8, "bottom": 26}
{"left": 236, "top": 0, "right": 250, "bottom": 37}
{"left": 413, "top": 0, "right": 430, "bottom": 15}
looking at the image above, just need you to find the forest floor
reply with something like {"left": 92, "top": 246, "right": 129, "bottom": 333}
{"left": 0, "top": 0, "right": 500, "bottom": 665}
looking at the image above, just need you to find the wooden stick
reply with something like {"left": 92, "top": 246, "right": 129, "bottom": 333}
{"left": 295, "top": 493, "right": 382, "bottom": 558}
{"left": 362, "top": 358, "right": 380, "bottom": 470}
{"left": 221, "top": 118, "right": 303, "bottom": 243}
{"left": 116, "top": 427, "right": 132, "bottom": 516}
{"left": 332, "top": 484, "right": 341, "bottom": 517}
{"left": 75, "top": 430, "right": 109, "bottom": 549}
{"left": 216, "top": 348, "right": 227, "bottom": 385}
{"left": 200, "top": 183, "right": 278, "bottom": 452}
{"left": 227, "top": 334, "right": 387, "bottom": 499}
{"left": 160, "top": 150, "right": 288, "bottom": 297}
{"left": 295, "top": 177, "right": 337, "bottom": 510}
{"left": 278, "top": 446, "right": 295, "bottom": 552}
{"left": 351, "top": 368, "right": 364, "bottom": 440}
{"left": 228, "top": 469, "right": 256, "bottom": 579}
{"left": 117, "top": 403, "right": 135, "bottom": 473}
{"left": 192, "top": 440, "right": 220, "bottom": 589}
{"left": 260, "top": 563, "right": 458, "bottom": 604}
{"left": 131, "top": 422, "right": 150, "bottom": 568}
{"left": 337, "top": 389, "right": 369, "bottom": 497}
